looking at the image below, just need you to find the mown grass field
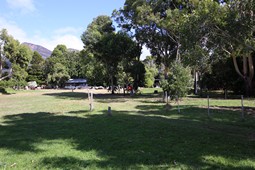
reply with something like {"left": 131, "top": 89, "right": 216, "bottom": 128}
{"left": 0, "top": 88, "right": 255, "bottom": 169}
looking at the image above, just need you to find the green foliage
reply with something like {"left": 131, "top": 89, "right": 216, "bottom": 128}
{"left": 80, "top": 51, "right": 107, "bottom": 86}
{"left": 144, "top": 56, "right": 158, "bottom": 88}
{"left": 27, "top": 51, "right": 45, "bottom": 84}
{"left": 81, "top": 16, "right": 144, "bottom": 89}
{"left": 81, "top": 15, "right": 114, "bottom": 52}
{"left": 65, "top": 51, "right": 84, "bottom": 78}
{"left": 16, "top": 44, "right": 33, "bottom": 68}
{"left": 128, "top": 60, "right": 145, "bottom": 89}
{"left": 144, "top": 67, "right": 155, "bottom": 88}
{"left": 94, "top": 32, "right": 140, "bottom": 92}
{"left": 3, "top": 35, "right": 32, "bottom": 68}
{"left": 46, "top": 63, "right": 70, "bottom": 87}
{"left": 80, "top": 16, "right": 115, "bottom": 86}
{"left": 44, "top": 45, "right": 83, "bottom": 87}
{"left": 0, "top": 79, "right": 27, "bottom": 90}
{"left": 161, "top": 62, "right": 192, "bottom": 99}
{"left": 201, "top": 57, "right": 244, "bottom": 94}
{"left": 115, "top": 0, "right": 255, "bottom": 96}
{"left": 116, "top": 63, "right": 133, "bottom": 86}
{"left": 115, "top": 0, "right": 187, "bottom": 75}
{"left": 0, "top": 80, "right": 15, "bottom": 88}
{"left": 12, "top": 64, "right": 28, "bottom": 81}
{"left": 0, "top": 29, "right": 33, "bottom": 83}
{"left": 49, "top": 44, "right": 68, "bottom": 65}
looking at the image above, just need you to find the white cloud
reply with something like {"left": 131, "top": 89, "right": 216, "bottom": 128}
{"left": 6, "top": 0, "right": 36, "bottom": 13}
{"left": 34, "top": 34, "right": 84, "bottom": 51}
{"left": 54, "top": 27, "right": 83, "bottom": 35}
{"left": 0, "top": 17, "right": 84, "bottom": 51}
{"left": 0, "top": 17, "right": 27, "bottom": 42}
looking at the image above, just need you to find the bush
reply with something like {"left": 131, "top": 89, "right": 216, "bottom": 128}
{"left": 161, "top": 62, "right": 192, "bottom": 100}
{"left": 0, "top": 87, "right": 8, "bottom": 94}
{"left": 144, "top": 67, "right": 157, "bottom": 88}
{"left": 0, "top": 80, "right": 27, "bottom": 90}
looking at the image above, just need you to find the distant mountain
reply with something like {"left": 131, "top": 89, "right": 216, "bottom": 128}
{"left": 22, "top": 42, "right": 52, "bottom": 59}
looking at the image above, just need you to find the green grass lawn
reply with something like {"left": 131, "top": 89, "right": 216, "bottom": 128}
{"left": 0, "top": 88, "right": 255, "bottom": 169}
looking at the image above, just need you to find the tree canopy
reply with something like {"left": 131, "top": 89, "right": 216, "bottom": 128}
{"left": 114, "top": 0, "right": 255, "bottom": 96}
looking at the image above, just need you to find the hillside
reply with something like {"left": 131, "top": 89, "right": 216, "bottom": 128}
{"left": 22, "top": 42, "right": 52, "bottom": 59}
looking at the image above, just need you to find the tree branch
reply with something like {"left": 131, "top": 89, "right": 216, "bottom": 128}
{"left": 232, "top": 55, "right": 244, "bottom": 79}
{"left": 243, "top": 55, "right": 248, "bottom": 77}
{"left": 214, "top": 25, "right": 255, "bottom": 52}
{"left": 0, "top": 68, "right": 12, "bottom": 81}
{"left": 248, "top": 53, "right": 254, "bottom": 80}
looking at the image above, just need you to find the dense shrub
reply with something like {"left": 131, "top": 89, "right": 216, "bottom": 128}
{"left": 161, "top": 62, "right": 192, "bottom": 100}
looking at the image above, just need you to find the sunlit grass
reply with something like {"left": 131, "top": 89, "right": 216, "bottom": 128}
{"left": 0, "top": 88, "right": 254, "bottom": 169}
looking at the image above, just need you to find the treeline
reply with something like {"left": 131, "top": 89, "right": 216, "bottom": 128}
{"left": 0, "top": 29, "right": 85, "bottom": 89}
{"left": 1, "top": 0, "right": 255, "bottom": 97}
{"left": 0, "top": 25, "right": 149, "bottom": 92}
{"left": 112, "top": 0, "right": 255, "bottom": 97}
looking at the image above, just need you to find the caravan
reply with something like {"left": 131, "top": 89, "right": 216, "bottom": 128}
{"left": 64, "top": 79, "right": 87, "bottom": 89}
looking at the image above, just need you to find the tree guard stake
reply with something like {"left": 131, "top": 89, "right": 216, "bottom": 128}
{"left": 88, "top": 90, "right": 94, "bottom": 111}
{"left": 241, "top": 95, "right": 244, "bottom": 120}
{"left": 207, "top": 95, "right": 210, "bottom": 117}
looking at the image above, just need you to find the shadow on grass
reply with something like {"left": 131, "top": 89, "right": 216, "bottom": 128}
{"left": 44, "top": 91, "right": 88, "bottom": 100}
{"left": 41, "top": 156, "right": 97, "bottom": 170}
{"left": 0, "top": 109, "right": 255, "bottom": 169}
{"left": 43, "top": 91, "right": 162, "bottom": 103}
{"left": 68, "top": 110, "right": 91, "bottom": 114}
{"left": 136, "top": 104, "right": 255, "bottom": 126}
{"left": 0, "top": 87, "right": 13, "bottom": 95}
{"left": 188, "top": 92, "right": 249, "bottom": 100}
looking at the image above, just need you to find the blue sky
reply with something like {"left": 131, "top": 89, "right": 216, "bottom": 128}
{"left": 0, "top": 0, "right": 150, "bottom": 59}
{"left": 0, "top": 0, "right": 125, "bottom": 51}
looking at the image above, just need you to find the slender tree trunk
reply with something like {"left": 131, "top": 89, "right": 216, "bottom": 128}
{"left": 247, "top": 54, "right": 254, "bottom": 95}
{"left": 110, "top": 75, "right": 114, "bottom": 94}
{"left": 248, "top": 54, "right": 254, "bottom": 82}
{"left": 198, "top": 72, "right": 204, "bottom": 97}
{"left": 194, "top": 70, "right": 198, "bottom": 95}
{"left": 244, "top": 77, "right": 253, "bottom": 96}
{"left": 233, "top": 56, "right": 244, "bottom": 78}
{"left": 0, "top": 54, "right": 2, "bottom": 78}
{"left": 0, "top": 45, "right": 2, "bottom": 78}
{"left": 123, "top": 84, "right": 126, "bottom": 96}
{"left": 176, "top": 43, "right": 181, "bottom": 61}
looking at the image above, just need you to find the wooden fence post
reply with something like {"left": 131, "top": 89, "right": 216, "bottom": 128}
{"left": 177, "top": 95, "right": 180, "bottom": 113}
{"left": 241, "top": 95, "right": 244, "bottom": 120}
{"left": 207, "top": 95, "right": 210, "bottom": 117}
{"left": 88, "top": 90, "right": 94, "bottom": 111}
{"left": 108, "top": 106, "right": 112, "bottom": 116}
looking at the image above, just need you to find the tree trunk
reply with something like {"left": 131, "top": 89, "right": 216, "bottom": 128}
{"left": 0, "top": 55, "right": 2, "bottom": 78}
{"left": 194, "top": 70, "right": 198, "bottom": 95}
{"left": 232, "top": 54, "right": 254, "bottom": 96}
{"left": 244, "top": 77, "right": 253, "bottom": 96}
{"left": 123, "top": 84, "right": 126, "bottom": 96}
{"left": 233, "top": 55, "right": 244, "bottom": 78}
{"left": 110, "top": 75, "right": 114, "bottom": 94}
{"left": 0, "top": 46, "right": 2, "bottom": 78}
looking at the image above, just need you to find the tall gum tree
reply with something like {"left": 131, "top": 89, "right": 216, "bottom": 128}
{"left": 114, "top": 0, "right": 189, "bottom": 78}
{"left": 81, "top": 16, "right": 141, "bottom": 94}
{"left": 0, "top": 29, "right": 12, "bottom": 81}
{"left": 116, "top": 0, "right": 254, "bottom": 96}
{"left": 0, "top": 29, "right": 33, "bottom": 81}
